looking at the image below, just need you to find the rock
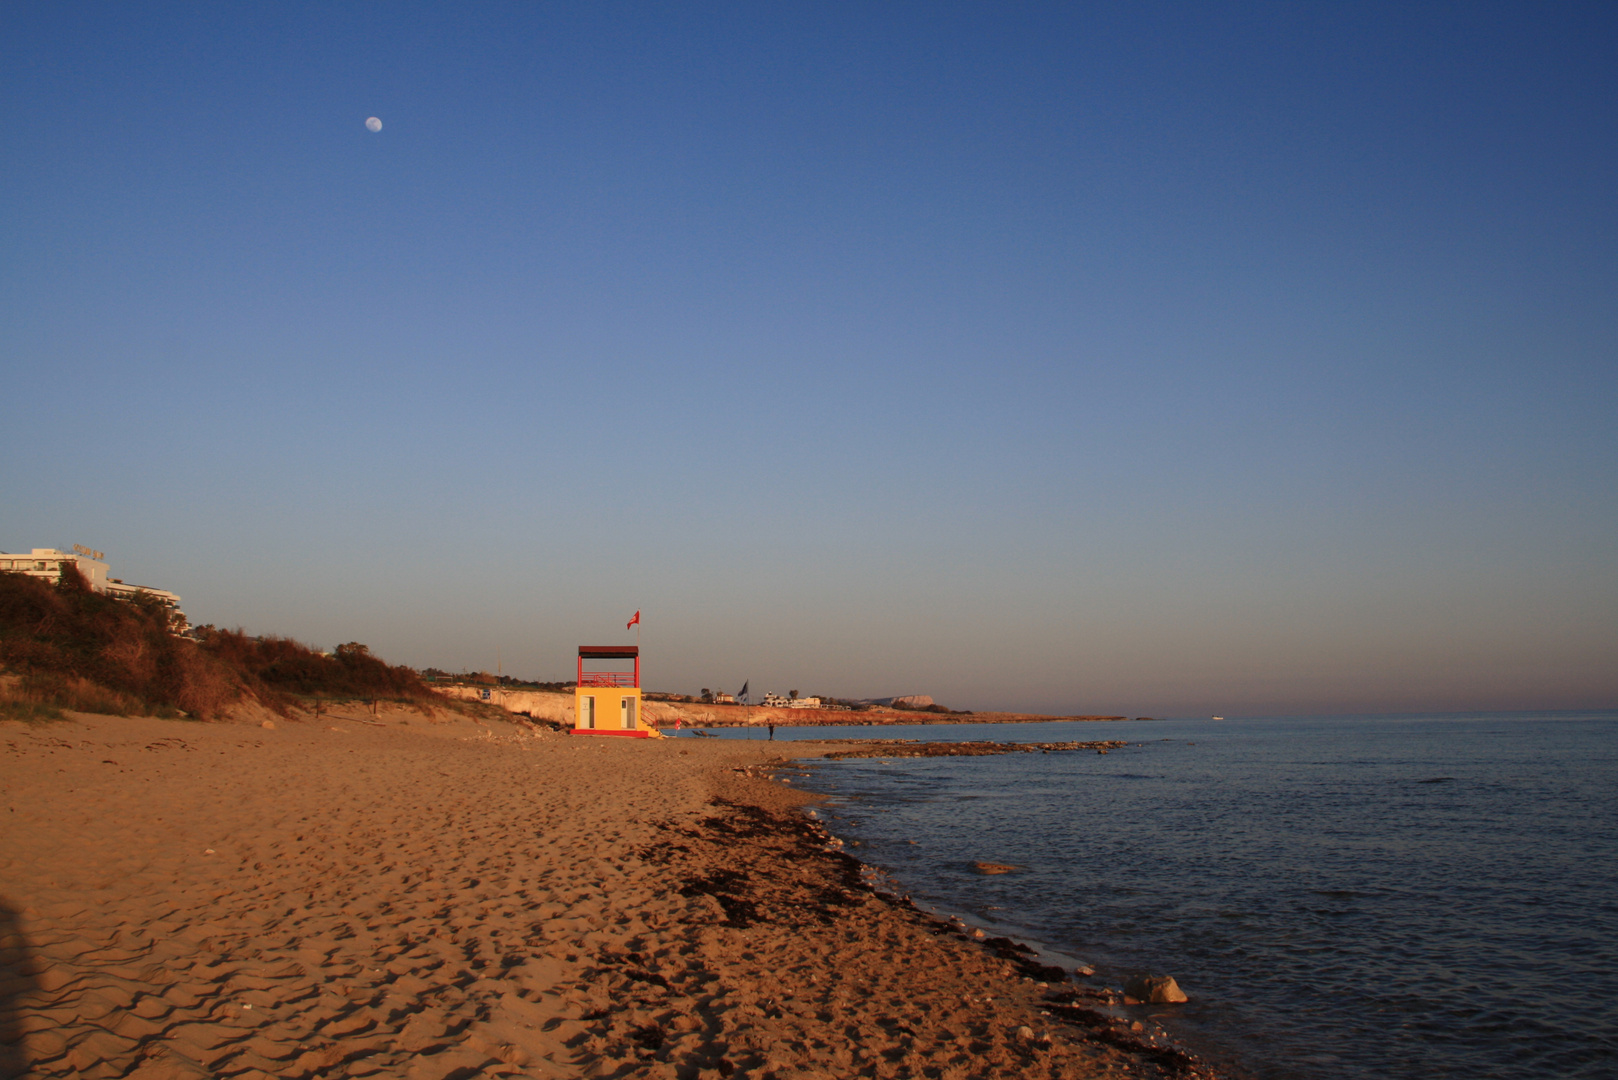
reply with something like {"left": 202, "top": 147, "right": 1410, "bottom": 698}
{"left": 1123, "top": 974, "right": 1189, "bottom": 1003}
{"left": 261, "top": 719, "right": 275, "bottom": 729}
{"left": 1015, "top": 1025, "right": 1036, "bottom": 1041}
{"left": 972, "top": 861, "right": 1020, "bottom": 875}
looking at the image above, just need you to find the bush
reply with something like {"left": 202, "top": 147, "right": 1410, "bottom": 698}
{"left": 0, "top": 567, "right": 431, "bottom": 719}
{"left": 193, "top": 630, "right": 432, "bottom": 704}
{"left": 0, "top": 699, "right": 63, "bottom": 723}
{"left": 0, "top": 565, "right": 232, "bottom": 717}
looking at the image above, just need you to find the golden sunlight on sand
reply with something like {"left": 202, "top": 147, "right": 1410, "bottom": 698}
{"left": 0, "top": 707, "right": 1193, "bottom": 1079}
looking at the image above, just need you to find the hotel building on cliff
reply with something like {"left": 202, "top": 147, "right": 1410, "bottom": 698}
{"left": 0, "top": 546, "right": 188, "bottom": 632}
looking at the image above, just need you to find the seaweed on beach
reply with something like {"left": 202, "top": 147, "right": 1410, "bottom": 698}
{"left": 628, "top": 777, "right": 1231, "bottom": 1079}
{"left": 678, "top": 868, "right": 762, "bottom": 927}
{"left": 694, "top": 799, "right": 789, "bottom": 839}
{"left": 627, "top": 837, "right": 692, "bottom": 865}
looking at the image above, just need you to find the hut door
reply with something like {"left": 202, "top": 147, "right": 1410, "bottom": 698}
{"left": 620, "top": 696, "right": 636, "bottom": 729}
{"left": 581, "top": 695, "right": 595, "bottom": 729}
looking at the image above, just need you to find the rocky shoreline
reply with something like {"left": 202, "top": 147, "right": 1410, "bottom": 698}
{"left": 674, "top": 758, "right": 1227, "bottom": 1079}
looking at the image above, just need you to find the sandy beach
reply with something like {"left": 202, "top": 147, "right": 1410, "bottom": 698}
{"left": 0, "top": 707, "right": 1206, "bottom": 1080}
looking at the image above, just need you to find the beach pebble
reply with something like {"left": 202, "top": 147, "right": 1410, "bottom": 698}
{"left": 1124, "top": 974, "right": 1189, "bottom": 1003}
{"left": 261, "top": 720, "right": 275, "bottom": 730}
{"left": 1016, "top": 1025, "right": 1036, "bottom": 1041}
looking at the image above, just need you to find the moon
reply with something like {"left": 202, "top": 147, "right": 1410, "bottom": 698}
{"left": 365, "top": 117, "right": 382, "bottom": 132}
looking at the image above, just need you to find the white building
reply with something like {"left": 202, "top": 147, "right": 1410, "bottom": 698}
{"left": 761, "top": 693, "right": 823, "bottom": 709}
{"left": 0, "top": 547, "right": 187, "bottom": 631}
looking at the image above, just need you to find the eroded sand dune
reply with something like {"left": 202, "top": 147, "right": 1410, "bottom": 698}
{"left": 0, "top": 708, "right": 1195, "bottom": 1079}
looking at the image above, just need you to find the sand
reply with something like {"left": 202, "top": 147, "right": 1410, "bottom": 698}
{"left": 0, "top": 707, "right": 1205, "bottom": 1080}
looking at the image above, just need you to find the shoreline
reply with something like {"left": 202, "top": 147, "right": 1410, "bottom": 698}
{"left": 780, "top": 754, "right": 1231, "bottom": 1078}
{"left": 0, "top": 707, "right": 1219, "bottom": 1079}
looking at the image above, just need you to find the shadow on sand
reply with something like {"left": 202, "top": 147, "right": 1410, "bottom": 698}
{"left": 0, "top": 898, "right": 37, "bottom": 1080}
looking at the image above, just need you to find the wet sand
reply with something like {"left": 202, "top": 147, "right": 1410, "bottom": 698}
{"left": 0, "top": 707, "right": 1208, "bottom": 1079}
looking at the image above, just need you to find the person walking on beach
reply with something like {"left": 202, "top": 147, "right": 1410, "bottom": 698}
{"left": 768, "top": 723, "right": 775, "bottom": 741}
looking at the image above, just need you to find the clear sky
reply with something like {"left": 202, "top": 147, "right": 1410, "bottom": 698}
{"left": 3, "top": 3, "right": 1615, "bottom": 716}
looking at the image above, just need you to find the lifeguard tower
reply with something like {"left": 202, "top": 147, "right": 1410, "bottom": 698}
{"left": 573, "top": 645, "right": 659, "bottom": 737}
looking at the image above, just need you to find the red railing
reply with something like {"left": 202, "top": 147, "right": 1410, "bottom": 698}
{"left": 579, "top": 671, "right": 636, "bottom": 687}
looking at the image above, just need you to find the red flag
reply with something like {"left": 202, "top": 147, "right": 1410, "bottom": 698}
{"left": 627, "top": 610, "right": 640, "bottom": 630}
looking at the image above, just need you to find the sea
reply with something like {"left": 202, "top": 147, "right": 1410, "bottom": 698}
{"left": 675, "top": 714, "right": 1618, "bottom": 1080}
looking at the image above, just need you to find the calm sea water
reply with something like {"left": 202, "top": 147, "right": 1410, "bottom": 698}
{"left": 680, "top": 714, "right": 1618, "bottom": 1079}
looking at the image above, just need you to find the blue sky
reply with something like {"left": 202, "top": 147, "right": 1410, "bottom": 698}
{"left": 3, "top": 2, "right": 1614, "bottom": 715}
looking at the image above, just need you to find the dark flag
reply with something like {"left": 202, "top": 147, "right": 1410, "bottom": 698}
{"left": 738, "top": 680, "right": 749, "bottom": 704}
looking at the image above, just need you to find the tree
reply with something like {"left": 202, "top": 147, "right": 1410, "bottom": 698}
{"left": 335, "top": 642, "right": 372, "bottom": 662}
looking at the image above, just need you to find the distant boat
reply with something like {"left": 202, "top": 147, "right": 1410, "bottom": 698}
{"left": 1212, "top": 715, "right": 1224, "bottom": 720}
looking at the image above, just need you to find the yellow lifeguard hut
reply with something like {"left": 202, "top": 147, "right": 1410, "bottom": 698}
{"left": 573, "top": 645, "right": 659, "bottom": 737}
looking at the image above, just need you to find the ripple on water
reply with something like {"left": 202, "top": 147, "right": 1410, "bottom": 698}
{"left": 802, "top": 714, "right": 1618, "bottom": 1080}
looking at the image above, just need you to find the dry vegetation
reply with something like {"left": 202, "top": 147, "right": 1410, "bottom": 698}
{"left": 0, "top": 566, "right": 432, "bottom": 721}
